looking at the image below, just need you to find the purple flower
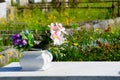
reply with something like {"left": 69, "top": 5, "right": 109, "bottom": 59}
{"left": 22, "top": 39, "right": 27, "bottom": 46}
{"left": 12, "top": 34, "right": 27, "bottom": 47}
{"left": 12, "top": 30, "right": 34, "bottom": 49}
{"left": 13, "top": 40, "right": 19, "bottom": 46}
{"left": 12, "top": 34, "right": 21, "bottom": 40}
{"left": 13, "top": 39, "right": 21, "bottom": 46}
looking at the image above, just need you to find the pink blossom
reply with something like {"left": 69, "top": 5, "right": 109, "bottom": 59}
{"left": 49, "top": 23, "right": 66, "bottom": 45}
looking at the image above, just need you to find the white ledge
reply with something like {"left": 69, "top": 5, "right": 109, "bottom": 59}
{"left": 0, "top": 62, "right": 120, "bottom": 80}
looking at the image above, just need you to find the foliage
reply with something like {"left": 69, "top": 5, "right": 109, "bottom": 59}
{"left": 50, "top": 25, "right": 120, "bottom": 61}
{"left": 11, "top": 30, "right": 34, "bottom": 51}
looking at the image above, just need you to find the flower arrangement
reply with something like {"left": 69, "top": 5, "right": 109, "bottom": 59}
{"left": 48, "top": 23, "right": 67, "bottom": 45}
{"left": 11, "top": 30, "right": 34, "bottom": 51}
{"left": 11, "top": 23, "right": 66, "bottom": 51}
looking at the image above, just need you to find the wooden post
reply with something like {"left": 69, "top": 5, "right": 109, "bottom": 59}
{"left": 0, "top": 0, "right": 5, "bottom": 2}
{"left": 118, "top": 1, "right": 120, "bottom": 17}
{"left": 111, "top": 1, "right": 115, "bottom": 17}
{"left": 7, "top": 6, "right": 17, "bottom": 20}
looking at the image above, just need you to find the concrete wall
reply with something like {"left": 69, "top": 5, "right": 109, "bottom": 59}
{"left": 0, "top": 2, "right": 7, "bottom": 19}
{"left": 0, "top": 76, "right": 120, "bottom": 80}
{"left": 5, "top": 0, "right": 29, "bottom": 6}
{"left": 45, "top": 0, "right": 52, "bottom": 2}
{"left": 5, "top": 0, "right": 53, "bottom": 6}
{"left": 5, "top": 0, "right": 11, "bottom": 6}
{"left": 1, "top": 62, "right": 120, "bottom": 80}
{"left": 19, "top": 0, "right": 29, "bottom": 6}
{"left": 31, "top": 0, "right": 42, "bottom": 3}
{"left": 31, "top": 0, "right": 52, "bottom": 3}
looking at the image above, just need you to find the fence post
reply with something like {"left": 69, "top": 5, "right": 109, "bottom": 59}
{"left": 111, "top": 1, "right": 115, "bottom": 17}
{"left": 117, "top": 1, "right": 120, "bottom": 17}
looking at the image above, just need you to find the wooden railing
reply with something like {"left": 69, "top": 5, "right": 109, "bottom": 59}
{"left": 17, "top": 0, "right": 120, "bottom": 17}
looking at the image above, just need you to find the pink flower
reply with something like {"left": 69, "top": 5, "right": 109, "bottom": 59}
{"left": 48, "top": 23, "right": 57, "bottom": 34}
{"left": 56, "top": 23, "right": 67, "bottom": 34}
{"left": 49, "top": 23, "right": 66, "bottom": 45}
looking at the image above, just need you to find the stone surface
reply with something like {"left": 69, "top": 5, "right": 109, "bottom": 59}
{"left": 0, "top": 62, "right": 120, "bottom": 80}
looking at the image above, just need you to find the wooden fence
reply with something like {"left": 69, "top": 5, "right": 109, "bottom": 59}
{"left": 18, "top": 0, "right": 120, "bottom": 17}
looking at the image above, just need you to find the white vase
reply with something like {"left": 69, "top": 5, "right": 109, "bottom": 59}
{"left": 19, "top": 50, "right": 53, "bottom": 71}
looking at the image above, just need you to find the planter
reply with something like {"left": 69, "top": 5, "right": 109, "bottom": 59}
{"left": 19, "top": 50, "right": 53, "bottom": 71}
